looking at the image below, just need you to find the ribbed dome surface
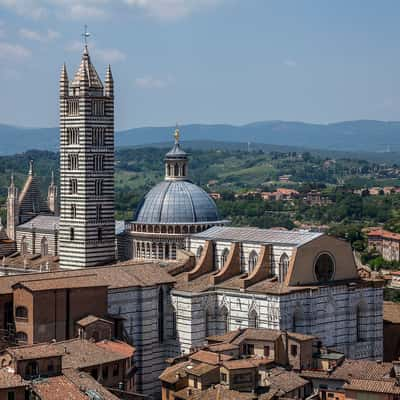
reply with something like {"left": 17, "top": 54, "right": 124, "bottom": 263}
{"left": 135, "top": 180, "right": 220, "bottom": 224}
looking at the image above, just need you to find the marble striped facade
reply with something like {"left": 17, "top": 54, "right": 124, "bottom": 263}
{"left": 59, "top": 48, "right": 115, "bottom": 268}
{"left": 107, "top": 284, "right": 178, "bottom": 398}
{"left": 171, "top": 234, "right": 384, "bottom": 360}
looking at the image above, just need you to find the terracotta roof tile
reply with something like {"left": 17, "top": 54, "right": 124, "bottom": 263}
{"left": 185, "top": 363, "right": 218, "bottom": 377}
{"left": 222, "top": 359, "right": 257, "bottom": 370}
{"left": 159, "top": 361, "right": 191, "bottom": 384}
{"left": 265, "top": 367, "right": 309, "bottom": 393}
{"left": 232, "top": 328, "right": 282, "bottom": 345}
{"left": 76, "top": 315, "right": 113, "bottom": 327}
{"left": 331, "top": 360, "right": 393, "bottom": 381}
{"left": 63, "top": 369, "right": 120, "bottom": 400}
{"left": 189, "top": 350, "right": 233, "bottom": 366}
{"left": 367, "top": 229, "right": 400, "bottom": 241}
{"left": 51, "top": 339, "right": 131, "bottom": 369}
{"left": 344, "top": 379, "right": 400, "bottom": 395}
{"left": 95, "top": 340, "right": 135, "bottom": 358}
{"left": 0, "top": 262, "right": 175, "bottom": 295}
{"left": 32, "top": 375, "right": 87, "bottom": 400}
{"left": 14, "top": 275, "right": 104, "bottom": 291}
{"left": 176, "top": 384, "right": 255, "bottom": 400}
{"left": 7, "top": 343, "right": 65, "bottom": 361}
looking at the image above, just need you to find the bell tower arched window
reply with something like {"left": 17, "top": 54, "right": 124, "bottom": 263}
{"left": 249, "top": 309, "right": 258, "bottom": 328}
{"left": 279, "top": 253, "right": 289, "bottom": 283}
{"left": 220, "top": 248, "right": 229, "bottom": 268}
{"left": 248, "top": 250, "right": 258, "bottom": 274}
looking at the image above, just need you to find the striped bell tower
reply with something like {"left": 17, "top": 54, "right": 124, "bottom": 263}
{"left": 59, "top": 45, "right": 115, "bottom": 268}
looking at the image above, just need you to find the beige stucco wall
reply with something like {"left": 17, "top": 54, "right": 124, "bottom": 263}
{"left": 287, "top": 235, "right": 358, "bottom": 286}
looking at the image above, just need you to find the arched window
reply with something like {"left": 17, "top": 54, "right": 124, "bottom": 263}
{"left": 97, "top": 227, "right": 102, "bottom": 242}
{"left": 158, "top": 289, "right": 164, "bottom": 343}
{"left": 174, "top": 163, "right": 179, "bottom": 177}
{"left": 196, "top": 246, "right": 204, "bottom": 260}
{"left": 20, "top": 236, "right": 28, "bottom": 255}
{"left": 279, "top": 253, "right": 289, "bottom": 283}
{"left": 219, "top": 306, "right": 229, "bottom": 334}
{"left": 248, "top": 250, "right": 258, "bottom": 274}
{"left": 41, "top": 237, "right": 48, "bottom": 256}
{"left": 70, "top": 228, "right": 75, "bottom": 241}
{"left": 15, "top": 306, "right": 28, "bottom": 319}
{"left": 16, "top": 331, "right": 28, "bottom": 344}
{"left": 248, "top": 309, "right": 258, "bottom": 328}
{"left": 220, "top": 248, "right": 229, "bottom": 268}
{"left": 182, "top": 164, "right": 186, "bottom": 177}
{"left": 356, "top": 302, "right": 367, "bottom": 342}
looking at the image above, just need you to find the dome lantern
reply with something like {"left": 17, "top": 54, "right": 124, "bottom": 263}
{"left": 165, "top": 126, "right": 188, "bottom": 181}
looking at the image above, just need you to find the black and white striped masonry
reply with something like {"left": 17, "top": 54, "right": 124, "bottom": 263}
{"left": 59, "top": 45, "right": 115, "bottom": 269}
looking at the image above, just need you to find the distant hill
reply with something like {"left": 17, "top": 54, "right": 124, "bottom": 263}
{"left": 1, "top": 120, "right": 400, "bottom": 155}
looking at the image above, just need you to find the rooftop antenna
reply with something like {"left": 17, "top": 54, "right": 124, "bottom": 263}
{"left": 82, "top": 24, "right": 91, "bottom": 46}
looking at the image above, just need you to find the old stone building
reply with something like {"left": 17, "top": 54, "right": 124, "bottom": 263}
{"left": 367, "top": 228, "right": 400, "bottom": 262}
{"left": 170, "top": 226, "right": 383, "bottom": 360}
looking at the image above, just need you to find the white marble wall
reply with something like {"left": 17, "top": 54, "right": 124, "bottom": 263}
{"left": 108, "top": 284, "right": 178, "bottom": 399}
{"left": 172, "top": 283, "right": 383, "bottom": 360}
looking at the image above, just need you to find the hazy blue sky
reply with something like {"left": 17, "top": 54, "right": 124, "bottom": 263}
{"left": 0, "top": 0, "right": 399, "bottom": 129}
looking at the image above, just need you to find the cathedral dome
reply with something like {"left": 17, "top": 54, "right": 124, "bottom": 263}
{"left": 134, "top": 180, "right": 220, "bottom": 224}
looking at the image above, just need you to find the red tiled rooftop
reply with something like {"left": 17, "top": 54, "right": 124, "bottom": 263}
{"left": 95, "top": 339, "right": 135, "bottom": 358}
{"left": 189, "top": 350, "right": 233, "bottom": 365}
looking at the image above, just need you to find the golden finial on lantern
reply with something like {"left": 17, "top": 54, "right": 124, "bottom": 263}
{"left": 174, "top": 123, "right": 180, "bottom": 143}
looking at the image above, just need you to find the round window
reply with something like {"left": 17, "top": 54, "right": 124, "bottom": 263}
{"left": 314, "top": 253, "right": 335, "bottom": 282}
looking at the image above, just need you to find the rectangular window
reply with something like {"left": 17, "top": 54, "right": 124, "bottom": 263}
{"left": 243, "top": 343, "right": 254, "bottom": 355}
{"left": 70, "top": 227, "right": 75, "bottom": 241}
{"left": 220, "top": 373, "right": 227, "bottom": 383}
{"left": 92, "top": 127, "right": 105, "bottom": 146}
{"left": 71, "top": 204, "right": 77, "bottom": 219}
{"left": 92, "top": 99, "right": 105, "bottom": 116}
{"left": 290, "top": 344, "right": 298, "bottom": 357}
{"left": 96, "top": 204, "right": 102, "bottom": 221}
{"left": 113, "top": 363, "right": 119, "bottom": 377}
{"left": 95, "top": 179, "right": 103, "bottom": 196}
{"left": 67, "top": 99, "right": 79, "bottom": 116}
{"left": 69, "top": 178, "right": 78, "bottom": 194}
{"left": 68, "top": 154, "right": 79, "bottom": 170}
{"left": 103, "top": 366, "right": 109, "bottom": 380}
{"left": 7, "top": 392, "right": 15, "bottom": 400}
{"left": 264, "top": 346, "right": 270, "bottom": 357}
{"left": 233, "top": 373, "right": 252, "bottom": 384}
{"left": 67, "top": 128, "right": 79, "bottom": 145}
{"left": 93, "top": 154, "right": 104, "bottom": 171}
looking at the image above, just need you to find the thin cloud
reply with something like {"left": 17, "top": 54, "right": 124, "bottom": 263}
{"left": 135, "top": 75, "right": 173, "bottom": 89}
{"left": 96, "top": 48, "right": 126, "bottom": 63}
{"left": 19, "top": 28, "right": 60, "bottom": 42}
{"left": 0, "top": 0, "right": 222, "bottom": 21}
{"left": 124, "top": 0, "right": 222, "bottom": 20}
{"left": 0, "top": 41, "right": 31, "bottom": 60}
{"left": 284, "top": 59, "right": 297, "bottom": 68}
